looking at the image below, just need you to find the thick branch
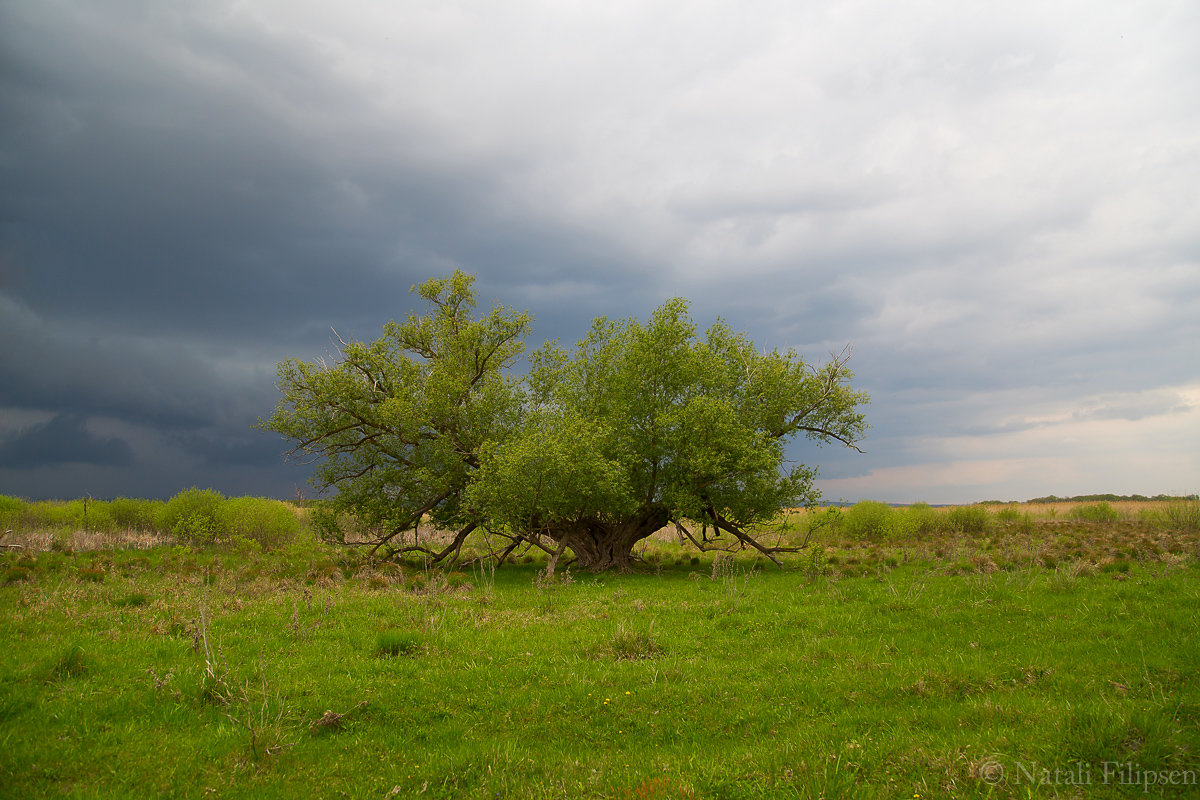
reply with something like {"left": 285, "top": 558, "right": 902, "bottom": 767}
{"left": 704, "top": 505, "right": 804, "bottom": 567}
{"left": 672, "top": 519, "right": 736, "bottom": 554}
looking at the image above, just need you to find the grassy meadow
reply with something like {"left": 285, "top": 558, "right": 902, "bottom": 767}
{"left": 2, "top": 494, "right": 1199, "bottom": 798}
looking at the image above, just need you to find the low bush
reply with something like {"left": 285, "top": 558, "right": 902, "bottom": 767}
{"left": 947, "top": 504, "right": 992, "bottom": 533}
{"left": 840, "top": 500, "right": 895, "bottom": 540}
{"left": 899, "top": 502, "right": 949, "bottom": 536}
{"left": 217, "top": 497, "right": 302, "bottom": 550}
{"left": 0, "top": 495, "right": 28, "bottom": 531}
{"left": 158, "top": 488, "right": 225, "bottom": 544}
{"left": 1069, "top": 502, "right": 1120, "bottom": 524}
{"left": 994, "top": 505, "right": 1022, "bottom": 522}
{"left": 108, "top": 498, "right": 162, "bottom": 531}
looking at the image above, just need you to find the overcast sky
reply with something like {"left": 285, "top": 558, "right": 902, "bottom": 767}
{"left": 2, "top": 0, "right": 1197, "bottom": 504}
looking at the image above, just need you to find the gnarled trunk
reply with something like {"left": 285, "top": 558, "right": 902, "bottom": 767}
{"left": 551, "top": 504, "right": 670, "bottom": 572}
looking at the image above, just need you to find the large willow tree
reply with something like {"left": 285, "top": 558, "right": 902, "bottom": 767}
{"left": 266, "top": 272, "right": 868, "bottom": 571}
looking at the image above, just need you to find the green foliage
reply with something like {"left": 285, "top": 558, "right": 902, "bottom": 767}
{"left": 27, "top": 501, "right": 79, "bottom": 531}
{"left": 840, "top": 500, "right": 895, "bottom": 539}
{"left": 108, "top": 497, "right": 163, "bottom": 531}
{"left": 947, "top": 504, "right": 993, "bottom": 533}
{"left": 263, "top": 271, "right": 530, "bottom": 553}
{"left": 217, "top": 497, "right": 302, "bottom": 550}
{"left": 0, "top": 494, "right": 28, "bottom": 530}
{"left": 158, "top": 488, "right": 225, "bottom": 543}
{"left": 465, "top": 409, "right": 637, "bottom": 536}
{"left": 899, "top": 501, "right": 949, "bottom": 536}
{"left": 307, "top": 501, "right": 347, "bottom": 544}
{"left": 1069, "top": 502, "right": 1121, "bottom": 523}
{"left": 0, "top": 495, "right": 166, "bottom": 535}
{"left": 994, "top": 505, "right": 1021, "bottom": 522}
{"left": 1029, "top": 493, "right": 1195, "bottom": 504}
{"left": 472, "top": 297, "right": 868, "bottom": 568}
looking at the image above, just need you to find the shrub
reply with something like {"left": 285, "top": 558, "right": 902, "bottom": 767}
{"left": 28, "top": 501, "right": 76, "bottom": 530}
{"left": 995, "top": 505, "right": 1022, "bottom": 522}
{"left": 217, "top": 497, "right": 302, "bottom": 550}
{"left": 308, "top": 501, "right": 347, "bottom": 544}
{"left": 947, "top": 505, "right": 992, "bottom": 533}
{"left": 77, "top": 500, "right": 115, "bottom": 533}
{"left": 0, "top": 495, "right": 28, "bottom": 531}
{"left": 158, "top": 488, "right": 225, "bottom": 544}
{"left": 1069, "top": 502, "right": 1120, "bottom": 524}
{"left": 109, "top": 498, "right": 163, "bottom": 531}
{"left": 900, "top": 502, "right": 949, "bottom": 536}
{"left": 840, "top": 500, "right": 895, "bottom": 540}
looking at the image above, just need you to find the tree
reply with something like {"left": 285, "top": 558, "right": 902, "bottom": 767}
{"left": 265, "top": 272, "right": 868, "bottom": 571}
{"left": 263, "top": 271, "right": 530, "bottom": 560}
{"left": 466, "top": 298, "right": 868, "bottom": 570}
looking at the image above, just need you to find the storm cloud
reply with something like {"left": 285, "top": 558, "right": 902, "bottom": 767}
{"left": 1, "top": 0, "right": 1197, "bottom": 502}
{"left": 0, "top": 414, "right": 133, "bottom": 469}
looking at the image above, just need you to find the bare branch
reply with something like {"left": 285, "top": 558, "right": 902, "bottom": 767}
{"left": 704, "top": 506, "right": 805, "bottom": 568}
{"left": 672, "top": 520, "right": 736, "bottom": 554}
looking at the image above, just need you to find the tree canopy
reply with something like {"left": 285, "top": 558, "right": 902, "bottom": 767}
{"left": 265, "top": 272, "right": 868, "bottom": 571}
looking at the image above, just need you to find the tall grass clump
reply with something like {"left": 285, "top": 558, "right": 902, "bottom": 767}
{"left": 374, "top": 630, "right": 422, "bottom": 658}
{"left": 1069, "top": 502, "right": 1120, "bottom": 524}
{"left": 1162, "top": 496, "right": 1200, "bottom": 531}
{"left": 45, "top": 643, "right": 89, "bottom": 682}
{"left": 158, "top": 488, "right": 225, "bottom": 544}
{"left": 840, "top": 500, "right": 895, "bottom": 540}
{"left": 946, "top": 504, "right": 992, "bottom": 533}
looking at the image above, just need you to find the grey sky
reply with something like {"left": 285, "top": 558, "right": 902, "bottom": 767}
{"left": 2, "top": 0, "right": 1197, "bottom": 503}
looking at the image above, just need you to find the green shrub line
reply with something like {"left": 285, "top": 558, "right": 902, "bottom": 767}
{"left": 0, "top": 490, "right": 305, "bottom": 550}
{"left": 3, "top": 492, "right": 1198, "bottom": 562}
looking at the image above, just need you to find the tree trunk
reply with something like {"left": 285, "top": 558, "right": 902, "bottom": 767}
{"left": 552, "top": 504, "right": 670, "bottom": 572}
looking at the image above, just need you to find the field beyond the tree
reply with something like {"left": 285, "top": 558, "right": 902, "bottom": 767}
{"left": 2, "top": 496, "right": 1198, "bottom": 798}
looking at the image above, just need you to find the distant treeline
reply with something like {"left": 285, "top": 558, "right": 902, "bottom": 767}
{"left": 1025, "top": 493, "right": 1198, "bottom": 504}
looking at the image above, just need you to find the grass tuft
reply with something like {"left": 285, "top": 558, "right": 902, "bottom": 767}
{"left": 112, "top": 591, "right": 150, "bottom": 607}
{"left": 46, "top": 643, "right": 88, "bottom": 682}
{"left": 598, "top": 623, "right": 662, "bottom": 662}
{"left": 374, "top": 630, "right": 422, "bottom": 657}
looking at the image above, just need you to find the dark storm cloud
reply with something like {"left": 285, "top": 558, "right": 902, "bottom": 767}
{"left": 170, "top": 430, "right": 287, "bottom": 468}
{"left": 0, "top": 295, "right": 240, "bottom": 427}
{"left": 0, "top": 414, "right": 133, "bottom": 468}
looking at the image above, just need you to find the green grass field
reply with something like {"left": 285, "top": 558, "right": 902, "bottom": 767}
{"left": 2, "top": 499, "right": 1199, "bottom": 798}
